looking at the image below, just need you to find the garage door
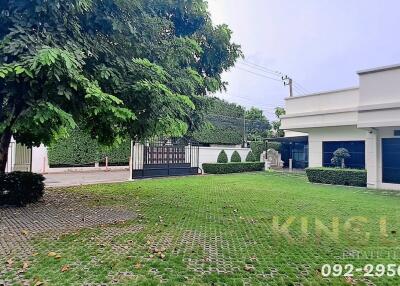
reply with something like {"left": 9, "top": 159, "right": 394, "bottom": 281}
{"left": 382, "top": 138, "right": 400, "bottom": 184}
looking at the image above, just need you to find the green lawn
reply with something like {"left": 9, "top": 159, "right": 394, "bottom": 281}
{"left": 13, "top": 172, "right": 400, "bottom": 285}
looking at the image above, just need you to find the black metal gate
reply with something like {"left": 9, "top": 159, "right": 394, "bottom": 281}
{"left": 132, "top": 138, "right": 200, "bottom": 179}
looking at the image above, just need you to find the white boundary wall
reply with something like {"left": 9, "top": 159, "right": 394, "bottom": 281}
{"left": 198, "top": 146, "right": 251, "bottom": 170}
{"left": 31, "top": 145, "right": 128, "bottom": 174}
{"left": 31, "top": 144, "right": 252, "bottom": 174}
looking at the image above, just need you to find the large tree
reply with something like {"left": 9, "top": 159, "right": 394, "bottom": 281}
{"left": 0, "top": 0, "right": 242, "bottom": 172}
{"left": 245, "top": 107, "right": 271, "bottom": 141}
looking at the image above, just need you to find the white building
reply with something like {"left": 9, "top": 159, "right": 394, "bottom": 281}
{"left": 281, "top": 64, "right": 400, "bottom": 191}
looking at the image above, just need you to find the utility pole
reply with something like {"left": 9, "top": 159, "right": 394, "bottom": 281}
{"left": 282, "top": 75, "right": 293, "bottom": 97}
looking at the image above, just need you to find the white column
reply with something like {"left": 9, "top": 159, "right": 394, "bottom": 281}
{"left": 308, "top": 138, "right": 323, "bottom": 167}
{"left": 365, "top": 129, "right": 379, "bottom": 189}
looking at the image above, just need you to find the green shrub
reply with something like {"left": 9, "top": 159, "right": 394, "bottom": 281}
{"left": 250, "top": 141, "right": 265, "bottom": 162}
{"left": 305, "top": 167, "right": 367, "bottom": 187}
{"left": 267, "top": 141, "right": 281, "bottom": 152}
{"left": 231, "top": 151, "right": 241, "bottom": 162}
{"left": 245, "top": 151, "right": 256, "bottom": 162}
{"left": 0, "top": 172, "right": 45, "bottom": 206}
{"left": 203, "top": 162, "right": 265, "bottom": 174}
{"left": 217, "top": 150, "right": 228, "bottom": 163}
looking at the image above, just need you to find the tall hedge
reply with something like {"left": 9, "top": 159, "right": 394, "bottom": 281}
{"left": 192, "top": 97, "right": 244, "bottom": 145}
{"left": 48, "top": 128, "right": 130, "bottom": 167}
{"left": 48, "top": 129, "right": 98, "bottom": 167}
{"left": 99, "top": 142, "right": 131, "bottom": 166}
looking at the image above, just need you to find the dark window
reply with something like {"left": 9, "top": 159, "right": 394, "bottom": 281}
{"left": 280, "top": 141, "right": 309, "bottom": 169}
{"left": 382, "top": 138, "right": 400, "bottom": 184}
{"left": 394, "top": 130, "right": 400, "bottom": 137}
{"left": 322, "top": 141, "right": 365, "bottom": 169}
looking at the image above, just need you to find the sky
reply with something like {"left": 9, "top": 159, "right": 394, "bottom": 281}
{"left": 207, "top": 0, "right": 400, "bottom": 119}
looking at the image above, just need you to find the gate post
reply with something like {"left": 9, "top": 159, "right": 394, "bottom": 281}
{"left": 128, "top": 140, "right": 134, "bottom": 181}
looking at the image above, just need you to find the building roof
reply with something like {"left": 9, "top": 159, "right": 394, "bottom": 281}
{"left": 285, "top": 87, "right": 359, "bottom": 100}
{"left": 358, "top": 63, "right": 400, "bottom": 75}
{"left": 267, "top": 136, "right": 308, "bottom": 143}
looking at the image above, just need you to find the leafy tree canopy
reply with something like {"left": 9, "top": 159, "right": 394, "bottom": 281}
{"left": 0, "top": 0, "right": 242, "bottom": 171}
{"left": 245, "top": 107, "right": 270, "bottom": 141}
{"left": 271, "top": 107, "right": 286, "bottom": 138}
{"left": 191, "top": 97, "right": 244, "bottom": 145}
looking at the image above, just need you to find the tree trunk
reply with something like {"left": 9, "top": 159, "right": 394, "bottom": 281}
{"left": 0, "top": 127, "right": 12, "bottom": 173}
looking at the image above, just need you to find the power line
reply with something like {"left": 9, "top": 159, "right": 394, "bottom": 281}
{"left": 240, "top": 60, "right": 283, "bottom": 76}
{"left": 239, "top": 59, "right": 312, "bottom": 96}
{"left": 238, "top": 61, "right": 283, "bottom": 77}
{"left": 235, "top": 67, "right": 283, "bottom": 82}
{"left": 293, "top": 82, "right": 310, "bottom": 95}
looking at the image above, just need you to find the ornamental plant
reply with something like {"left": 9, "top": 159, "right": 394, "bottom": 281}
{"left": 246, "top": 151, "right": 256, "bottom": 162}
{"left": 217, "top": 150, "right": 228, "bottom": 163}
{"left": 331, "top": 148, "right": 351, "bottom": 168}
{"left": 231, "top": 151, "right": 242, "bottom": 162}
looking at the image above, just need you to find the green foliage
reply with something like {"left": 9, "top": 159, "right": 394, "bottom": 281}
{"left": 100, "top": 142, "right": 131, "bottom": 165}
{"left": 0, "top": 0, "right": 242, "bottom": 170}
{"left": 202, "top": 163, "right": 265, "bottom": 174}
{"left": 191, "top": 97, "right": 244, "bottom": 145}
{"left": 271, "top": 107, "right": 286, "bottom": 138}
{"left": 245, "top": 151, "right": 256, "bottom": 162}
{"left": 331, "top": 148, "right": 351, "bottom": 168}
{"left": 217, "top": 150, "right": 229, "bottom": 163}
{"left": 0, "top": 172, "right": 45, "bottom": 206}
{"left": 230, "top": 151, "right": 242, "bottom": 162}
{"left": 250, "top": 141, "right": 265, "bottom": 162}
{"left": 48, "top": 129, "right": 130, "bottom": 167}
{"left": 48, "top": 129, "right": 98, "bottom": 167}
{"left": 245, "top": 107, "right": 271, "bottom": 141}
{"left": 306, "top": 167, "right": 367, "bottom": 187}
{"left": 267, "top": 142, "right": 281, "bottom": 152}
{"left": 204, "top": 97, "right": 245, "bottom": 117}
{"left": 192, "top": 127, "right": 243, "bottom": 145}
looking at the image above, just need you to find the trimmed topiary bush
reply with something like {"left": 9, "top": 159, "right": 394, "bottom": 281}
{"left": 331, "top": 148, "right": 350, "bottom": 168}
{"left": 245, "top": 151, "right": 256, "bottom": 162}
{"left": 306, "top": 167, "right": 367, "bottom": 187}
{"left": 203, "top": 162, "right": 265, "bottom": 174}
{"left": 217, "top": 150, "right": 228, "bottom": 163}
{"left": 0, "top": 172, "right": 45, "bottom": 206}
{"left": 250, "top": 141, "right": 265, "bottom": 162}
{"left": 231, "top": 151, "right": 241, "bottom": 162}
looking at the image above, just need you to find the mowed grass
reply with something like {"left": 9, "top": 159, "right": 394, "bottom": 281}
{"left": 17, "top": 172, "right": 400, "bottom": 285}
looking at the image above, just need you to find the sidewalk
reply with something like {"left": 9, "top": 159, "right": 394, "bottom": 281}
{"left": 44, "top": 170, "right": 130, "bottom": 187}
